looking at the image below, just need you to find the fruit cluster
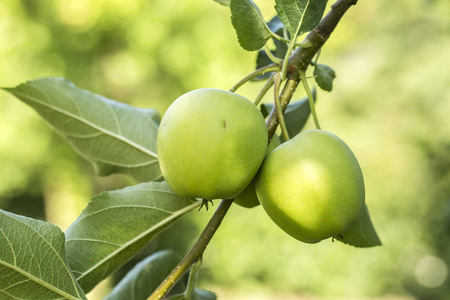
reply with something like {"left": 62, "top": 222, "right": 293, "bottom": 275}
{"left": 157, "top": 88, "right": 365, "bottom": 244}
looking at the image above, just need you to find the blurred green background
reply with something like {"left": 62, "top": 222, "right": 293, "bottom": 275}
{"left": 1, "top": 0, "right": 449, "bottom": 299}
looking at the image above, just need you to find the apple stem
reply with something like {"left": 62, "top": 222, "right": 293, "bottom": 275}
{"left": 229, "top": 64, "right": 279, "bottom": 93}
{"left": 300, "top": 70, "right": 321, "bottom": 130}
{"left": 264, "top": 44, "right": 283, "bottom": 65}
{"left": 274, "top": 73, "right": 291, "bottom": 141}
{"left": 266, "top": 78, "right": 298, "bottom": 141}
{"left": 254, "top": 74, "right": 275, "bottom": 106}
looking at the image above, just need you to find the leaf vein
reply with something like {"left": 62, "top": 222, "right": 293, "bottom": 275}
{"left": 10, "top": 90, "right": 158, "bottom": 159}
{"left": 64, "top": 239, "right": 122, "bottom": 247}
{"left": 0, "top": 229, "right": 17, "bottom": 266}
{"left": 74, "top": 205, "right": 176, "bottom": 223}
{"left": 75, "top": 200, "right": 201, "bottom": 282}
{"left": 2, "top": 214, "right": 82, "bottom": 299}
{"left": 0, "top": 261, "right": 82, "bottom": 300}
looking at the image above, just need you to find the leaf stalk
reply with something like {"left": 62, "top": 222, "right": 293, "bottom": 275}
{"left": 184, "top": 258, "right": 202, "bottom": 299}
{"left": 254, "top": 74, "right": 275, "bottom": 106}
{"left": 274, "top": 73, "right": 290, "bottom": 141}
{"left": 300, "top": 71, "right": 321, "bottom": 129}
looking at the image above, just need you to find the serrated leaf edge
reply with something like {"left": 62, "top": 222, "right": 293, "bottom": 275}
{"left": 230, "top": 0, "right": 271, "bottom": 51}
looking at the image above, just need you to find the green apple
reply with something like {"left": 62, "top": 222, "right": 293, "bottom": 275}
{"left": 255, "top": 129, "right": 365, "bottom": 243}
{"left": 234, "top": 134, "right": 281, "bottom": 208}
{"left": 157, "top": 88, "right": 268, "bottom": 200}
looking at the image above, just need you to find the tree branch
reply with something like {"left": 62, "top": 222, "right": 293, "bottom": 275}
{"left": 287, "top": 0, "right": 358, "bottom": 79}
{"left": 266, "top": 0, "right": 358, "bottom": 135}
{"left": 148, "top": 199, "right": 233, "bottom": 300}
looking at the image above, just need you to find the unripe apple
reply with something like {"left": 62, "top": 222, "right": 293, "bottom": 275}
{"left": 157, "top": 88, "right": 268, "bottom": 200}
{"left": 256, "top": 129, "right": 365, "bottom": 243}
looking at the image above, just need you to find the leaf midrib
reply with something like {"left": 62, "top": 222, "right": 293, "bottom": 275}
{"left": 9, "top": 89, "right": 158, "bottom": 159}
{"left": 1, "top": 212, "right": 84, "bottom": 299}
{"left": 293, "top": 0, "right": 311, "bottom": 37}
{"left": 74, "top": 200, "right": 201, "bottom": 283}
{"left": 0, "top": 261, "right": 82, "bottom": 300}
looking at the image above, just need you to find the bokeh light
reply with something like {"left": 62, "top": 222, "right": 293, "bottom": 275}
{"left": 0, "top": 0, "right": 449, "bottom": 299}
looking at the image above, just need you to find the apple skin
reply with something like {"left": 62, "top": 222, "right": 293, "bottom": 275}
{"left": 255, "top": 129, "right": 365, "bottom": 243}
{"left": 157, "top": 88, "right": 268, "bottom": 200}
{"left": 234, "top": 134, "right": 281, "bottom": 208}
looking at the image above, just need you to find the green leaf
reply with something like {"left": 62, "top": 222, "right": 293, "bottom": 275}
{"left": 230, "top": 0, "right": 271, "bottom": 51}
{"left": 104, "top": 250, "right": 180, "bottom": 300}
{"left": 104, "top": 248, "right": 217, "bottom": 300}
{"left": 261, "top": 89, "right": 316, "bottom": 138}
{"left": 3, "top": 77, "right": 162, "bottom": 183}
{"left": 314, "top": 63, "right": 336, "bottom": 91}
{"left": 254, "top": 50, "right": 276, "bottom": 81}
{"left": 191, "top": 289, "right": 217, "bottom": 300}
{"left": 65, "top": 181, "right": 201, "bottom": 293}
{"left": 167, "top": 289, "right": 217, "bottom": 300}
{"left": 0, "top": 210, "right": 86, "bottom": 300}
{"left": 213, "top": 0, "right": 230, "bottom": 6}
{"left": 336, "top": 204, "right": 382, "bottom": 248}
{"left": 275, "top": 0, "right": 328, "bottom": 38}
